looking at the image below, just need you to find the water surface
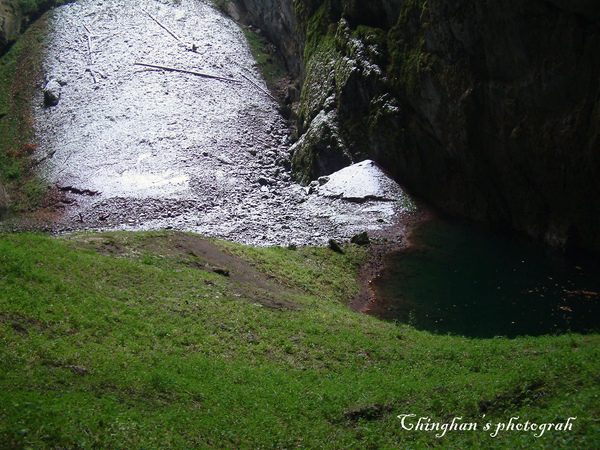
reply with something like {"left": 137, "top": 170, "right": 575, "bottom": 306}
{"left": 369, "top": 219, "right": 600, "bottom": 338}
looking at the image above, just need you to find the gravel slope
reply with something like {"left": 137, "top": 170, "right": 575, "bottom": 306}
{"left": 32, "top": 0, "right": 416, "bottom": 246}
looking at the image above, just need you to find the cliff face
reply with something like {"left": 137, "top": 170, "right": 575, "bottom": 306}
{"left": 405, "top": 0, "right": 600, "bottom": 252}
{"left": 0, "top": 0, "right": 23, "bottom": 53}
{"left": 232, "top": 0, "right": 600, "bottom": 252}
{"left": 4, "top": 0, "right": 599, "bottom": 251}
{"left": 224, "top": 0, "right": 305, "bottom": 79}
{"left": 1, "top": 1, "right": 75, "bottom": 55}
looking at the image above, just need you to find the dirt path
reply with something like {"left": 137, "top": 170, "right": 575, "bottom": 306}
{"left": 69, "top": 230, "right": 301, "bottom": 310}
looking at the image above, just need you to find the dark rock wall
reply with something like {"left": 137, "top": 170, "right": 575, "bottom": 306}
{"left": 4, "top": 0, "right": 599, "bottom": 251}
{"left": 0, "top": 1, "right": 75, "bottom": 55}
{"left": 384, "top": 0, "right": 600, "bottom": 252}
{"left": 233, "top": 0, "right": 600, "bottom": 252}
{"left": 225, "top": 0, "right": 305, "bottom": 79}
{"left": 0, "top": 0, "right": 23, "bottom": 53}
{"left": 411, "top": 0, "right": 600, "bottom": 252}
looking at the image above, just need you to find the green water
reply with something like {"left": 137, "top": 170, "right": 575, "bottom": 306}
{"left": 369, "top": 220, "right": 600, "bottom": 338}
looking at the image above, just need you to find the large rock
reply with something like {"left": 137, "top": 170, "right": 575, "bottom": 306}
{"left": 317, "top": 159, "right": 406, "bottom": 202}
{"left": 43, "top": 78, "right": 62, "bottom": 106}
{"left": 290, "top": 110, "right": 351, "bottom": 183}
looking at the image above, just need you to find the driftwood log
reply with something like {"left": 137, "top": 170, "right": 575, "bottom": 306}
{"left": 240, "top": 72, "right": 277, "bottom": 102}
{"left": 83, "top": 24, "right": 94, "bottom": 63}
{"left": 138, "top": 9, "right": 276, "bottom": 101}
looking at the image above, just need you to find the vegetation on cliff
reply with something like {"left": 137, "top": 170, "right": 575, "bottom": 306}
{"left": 0, "top": 15, "right": 49, "bottom": 211}
{"left": 0, "top": 1, "right": 76, "bottom": 212}
{"left": 16, "top": 0, "right": 69, "bottom": 17}
{"left": 242, "top": 27, "right": 286, "bottom": 90}
{"left": 289, "top": 0, "right": 430, "bottom": 184}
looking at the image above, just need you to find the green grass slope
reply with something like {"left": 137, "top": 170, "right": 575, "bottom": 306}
{"left": 0, "top": 231, "right": 598, "bottom": 448}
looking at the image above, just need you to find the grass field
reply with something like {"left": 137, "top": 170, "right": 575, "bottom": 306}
{"left": 0, "top": 230, "right": 598, "bottom": 448}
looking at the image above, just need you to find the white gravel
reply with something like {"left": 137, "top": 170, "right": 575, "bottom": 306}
{"left": 33, "top": 0, "right": 415, "bottom": 246}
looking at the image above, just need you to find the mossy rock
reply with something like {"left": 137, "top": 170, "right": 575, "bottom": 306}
{"left": 350, "top": 231, "right": 370, "bottom": 246}
{"left": 291, "top": 110, "right": 352, "bottom": 184}
{"left": 294, "top": 10, "right": 408, "bottom": 183}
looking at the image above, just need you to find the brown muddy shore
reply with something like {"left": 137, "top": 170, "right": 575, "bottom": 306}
{"left": 350, "top": 203, "right": 434, "bottom": 315}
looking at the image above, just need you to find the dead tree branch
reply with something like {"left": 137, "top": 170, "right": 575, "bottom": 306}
{"left": 83, "top": 24, "right": 94, "bottom": 63}
{"left": 141, "top": 8, "right": 182, "bottom": 43}
{"left": 85, "top": 67, "right": 97, "bottom": 84}
{"left": 134, "top": 62, "right": 242, "bottom": 83}
{"left": 240, "top": 71, "right": 278, "bottom": 102}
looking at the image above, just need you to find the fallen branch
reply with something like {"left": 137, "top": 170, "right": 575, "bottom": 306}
{"left": 224, "top": 56, "right": 278, "bottom": 102}
{"left": 136, "top": 14, "right": 276, "bottom": 98}
{"left": 83, "top": 24, "right": 93, "bottom": 63}
{"left": 141, "top": 8, "right": 182, "bottom": 43}
{"left": 240, "top": 71, "right": 278, "bottom": 102}
{"left": 134, "top": 62, "right": 242, "bottom": 83}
